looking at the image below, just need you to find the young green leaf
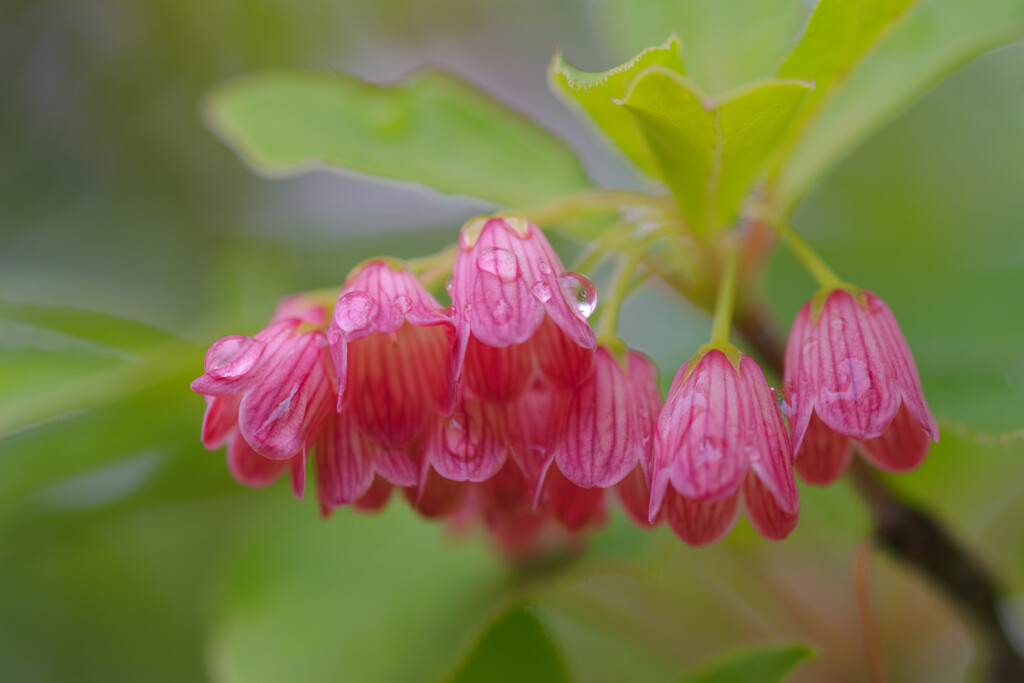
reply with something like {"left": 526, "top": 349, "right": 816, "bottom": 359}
{"left": 619, "top": 69, "right": 811, "bottom": 230}
{"left": 446, "top": 608, "right": 569, "bottom": 683}
{"left": 680, "top": 643, "right": 816, "bottom": 683}
{"left": 204, "top": 70, "right": 591, "bottom": 207}
{"left": 550, "top": 36, "right": 685, "bottom": 177}
{"left": 774, "top": 0, "right": 1024, "bottom": 206}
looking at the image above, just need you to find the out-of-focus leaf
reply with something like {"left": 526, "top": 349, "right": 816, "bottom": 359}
{"left": 679, "top": 643, "right": 815, "bottom": 683}
{"left": 593, "top": 0, "right": 809, "bottom": 94}
{"left": 207, "top": 503, "right": 515, "bottom": 683}
{"left": 775, "top": 0, "right": 1024, "bottom": 206}
{"left": 620, "top": 69, "right": 811, "bottom": 230}
{"left": 549, "top": 36, "right": 685, "bottom": 176}
{"left": 446, "top": 607, "right": 568, "bottom": 683}
{"left": 204, "top": 70, "right": 591, "bottom": 207}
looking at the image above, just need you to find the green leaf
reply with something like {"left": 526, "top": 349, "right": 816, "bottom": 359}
{"left": 208, "top": 504, "right": 514, "bottom": 683}
{"left": 775, "top": 0, "right": 1024, "bottom": 206}
{"left": 447, "top": 608, "right": 569, "bottom": 683}
{"left": 204, "top": 69, "right": 591, "bottom": 207}
{"left": 619, "top": 69, "right": 811, "bottom": 230}
{"left": 680, "top": 643, "right": 815, "bottom": 683}
{"left": 549, "top": 36, "right": 685, "bottom": 177}
{"left": 593, "top": 0, "right": 809, "bottom": 95}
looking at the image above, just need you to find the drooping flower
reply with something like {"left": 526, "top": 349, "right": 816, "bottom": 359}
{"left": 783, "top": 288, "right": 939, "bottom": 485}
{"left": 554, "top": 347, "right": 661, "bottom": 490}
{"left": 315, "top": 259, "right": 457, "bottom": 513}
{"left": 650, "top": 349, "right": 800, "bottom": 545}
{"left": 192, "top": 294, "right": 334, "bottom": 496}
{"left": 449, "top": 216, "right": 597, "bottom": 403}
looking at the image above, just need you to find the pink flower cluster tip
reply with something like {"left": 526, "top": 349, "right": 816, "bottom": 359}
{"left": 192, "top": 218, "right": 938, "bottom": 555}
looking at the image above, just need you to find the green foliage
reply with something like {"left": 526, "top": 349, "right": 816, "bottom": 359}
{"left": 204, "top": 70, "right": 591, "bottom": 207}
{"left": 619, "top": 71, "right": 810, "bottom": 230}
{"left": 447, "top": 608, "right": 569, "bottom": 683}
{"left": 550, "top": 36, "right": 686, "bottom": 177}
{"left": 680, "top": 643, "right": 815, "bottom": 683}
{"left": 774, "top": 0, "right": 1024, "bottom": 205}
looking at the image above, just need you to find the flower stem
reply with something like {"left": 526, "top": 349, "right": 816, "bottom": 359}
{"left": 776, "top": 222, "right": 844, "bottom": 290}
{"left": 595, "top": 227, "right": 676, "bottom": 345}
{"left": 508, "top": 189, "right": 675, "bottom": 228}
{"left": 709, "top": 239, "right": 740, "bottom": 346}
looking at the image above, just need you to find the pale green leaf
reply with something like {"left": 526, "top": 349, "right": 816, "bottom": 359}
{"left": 549, "top": 35, "right": 685, "bottom": 176}
{"left": 775, "top": 0, "right": 1024, "bottom": 206}
{"left": 593, "top": 0, "right": 809, "bottom": 94}
{"left": 680, "top": 643, "right": 816, "bottom": 683}
{"left": 204, "top": 69, "right": 591, "bottom": 207}
{"left": 620, "top": 69, "right": 811, "bottom": 230}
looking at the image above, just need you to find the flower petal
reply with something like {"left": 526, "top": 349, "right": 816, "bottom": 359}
{"left": 794, "top": 412, "right": 853, "bottom": 485}
{"left": 427, "top": 398, "right": 509, "bottom": 482}
{"left": 541, "top": 466, "right": 607, "bottom": 532}
{"left": 405, "top": 468, "right": 467, "bottom": 518}
{"left": 506, "top": 382, "right": 568, "bottom": 501}
{"left": 656, "top": 350, "right": 748, "bottom": 503}
{"left": 462, "top": 335, "right": 536, "bottom": 403}
{"left": 314, "top": 411, "right": 375, "bottom": 509}
{"left": 783, "top": 301, "right": 816, "bottom": 456}
{"left": 201, "top": 395, "right": 239, "bottom": 450}
{"left": 661, "top": 488, "right": 741, "bottom": 547}
{"left": 813, "top": 291, "right": 901, "bottom": 440}
{"left": 858, "top": 402, "right": 933, "bottom": 472}
{"left": 556, "top": 348, "right": 652, "bottom": 488}
{"left": 353, "top": 476, "right": 393, "bottom": 512}
{"left": 862, "top": 291, "right": 939, "bottom": 442}
{"left": 533, "top": 315, "right": 594, "bottom": 390}
{"left": 237, "top": 331, "right": 331, "bottom": 459}
{"left": 374, "top": 448, "right": 420, "bottom": 487}
{"left": 290, "top": 453, "right": 306, "bottom": 499}
{"left": 616, "top": 464, "right": 659, "bottom": 527}
{"left": 738, "top": 355, "right": 798, "bottom": 515}
{"left": 226, "top": 429, "right": 289, "bottom": 488}
{"left": 743, "top": 472, "right": 799, "bottom": 541}
{"left": 191, "top": 334, "right": 267, "bottom": 396}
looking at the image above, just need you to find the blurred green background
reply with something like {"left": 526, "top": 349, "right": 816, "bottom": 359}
{"left": 2, "top": 0, "right": 1023, "bottom": 681}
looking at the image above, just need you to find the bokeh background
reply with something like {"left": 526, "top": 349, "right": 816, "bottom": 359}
{"left": 2, "top": 0, "right": 1023, "bottom": 681}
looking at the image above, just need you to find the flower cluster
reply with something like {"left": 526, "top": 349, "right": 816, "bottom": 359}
{"left": 193, "top": 217, "right": 938, "bottom": 556}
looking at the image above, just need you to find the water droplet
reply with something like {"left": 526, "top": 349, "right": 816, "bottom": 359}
{"left": 694, "top": 437, "right": 723, "bottom": 467}
{"left": 558, "top": 272, "right": 597, "bottom": 319}
{"left": 462, "top": 303, "right": 474, "bottom": 321}
{"left": 205, "top": 335, "right": 263, "bottom": 378}
{"left": 829, "top": 316, "right": 846, "bottom": 331}
{"left": 531, "top": 282, "right": 552, "bottom": 302}
{"left": 491, "top": 299, "right": 513, "bottom": 324}
{"left": 334, "top": 292, "right": 378, "bottom": 333}
{"left": 476, "top": 247, "right": 520, "bottom": 283}
{"left": 445, "top": 276, "right": 453, "bottom": 295}
{"left": 394, "top": 294, "right": 413, "bottom": 314}
{"left": 538, "top": 261, "right": 552, "bottom": 276}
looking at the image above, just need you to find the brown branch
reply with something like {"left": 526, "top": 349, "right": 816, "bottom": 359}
{"left": 735, "top": 304, "right": 1024, "bottom": 683}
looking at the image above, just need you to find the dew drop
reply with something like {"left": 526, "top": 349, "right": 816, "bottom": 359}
{"left": 445, "top": 276, "right": 453, "bottom": 295}
{"left": 205, "top": 335, "right": 263, "bottom": 379}
{"left": 558, "top": 272, "right": 597, "bottom": 319}
{"left": 491, "top": 299, "right": 513, "bottom": 324}
{"left": 463, "top": 303, "right": 474, "bottom": 321}
{"left": 829, "top": 315, "right": 846, "bottom": 331}
{"left": 394, "top": 294, "right": 413, "bottom": 314}
{"left": 538, "top": 261, "right": 552, "bottom": 276}
{"left": 334, "top": 292, "right": 378, "bottom": 333}
{"left": 476, "top": 247, "right": 520, "bottom": 283}
{"left": 531, "top": 281, "right": 552, "bottom": 303}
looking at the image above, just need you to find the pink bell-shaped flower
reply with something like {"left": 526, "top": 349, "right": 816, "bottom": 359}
{"left": 783, "top": 288, "right": 939, "bottom": 484}
{"left": 192, "top": 295, "right": 333, "bottom": 468}
{"left": 449, "top": 216, "right": 597, "bottom": 403}
{"left": 328, "top": 260, "right": 458, "bottom": 448}
{"left": 553, "top": 347, "right": 661, "bottom": 489}
{"left": 650, "top": 349, "right": 800, "bottom": 545}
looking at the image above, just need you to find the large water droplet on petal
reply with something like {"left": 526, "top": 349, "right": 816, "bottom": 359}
{"left": 476, "top": 247, "right": 520, "bottom": 283}
{"left": 205, "top": 335, "right": 263, "bottom": 379}
{"left": 394, "top": 294, "right": 413, "bottom": 315}
{"left": 531, "top": 282, "right": 552, "bottom": 303}
{"left": 538, "top": 261, "right": 552, "bottom": 276}
{"left": 334, "top": 292, "right": 378, "bottom": 333}
{"left": 491, "top": 299, "right": 513, "bottom": 324}
{"left": 558, "top": 272, "right": 597, "bottom": 319}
